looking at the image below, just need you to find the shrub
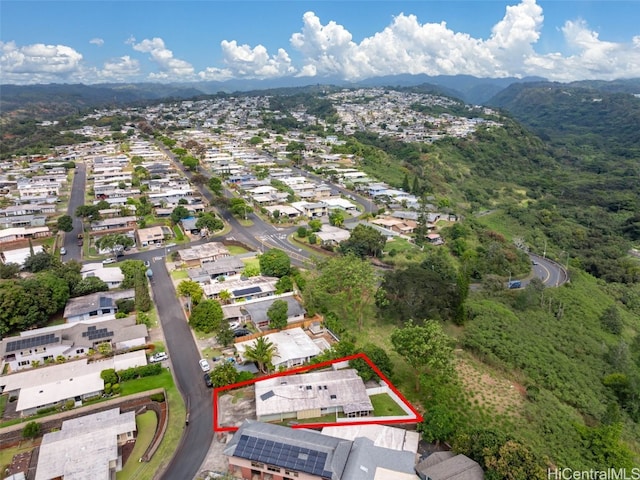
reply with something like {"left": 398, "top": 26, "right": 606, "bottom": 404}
{"left": 64, "top": 399, "right": 75, "bottom": 410}
{"left": 36, "top": 406, "right": 56, "bottom": 415}
{"left": 101, "top": 368, "right": 118, "bottom": 385}
{"left": 150, "top": 392, "right": 165, "bottom": 402}
{"left": 308, "top": 233, "right": 317, "bottom": 245}
{"left": 112, "top": 383, "right": 120, "bottom": 394}
{"left": 104, "top": 383, "right": 112, "bottom": 395}
{"left": 22, "top": 421, "right": 41, "bottom": 439}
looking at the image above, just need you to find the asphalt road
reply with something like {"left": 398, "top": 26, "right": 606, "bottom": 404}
{"left": 528, "top": 253, "right": 569, "bottom": 287}
{"left": 63, "top": 162, "right": 86, "bottom": 261}
{"left": 145, "top": 254, "right": 214, "bottom": 480}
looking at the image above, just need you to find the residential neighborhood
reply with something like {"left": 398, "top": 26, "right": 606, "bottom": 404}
{"left": 0, "top": 88, "right": 520, "bottom": 480}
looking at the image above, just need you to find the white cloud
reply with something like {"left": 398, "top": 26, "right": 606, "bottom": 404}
{"left": 89, "top": 38, "right": 104, "bottom": 47}
{"left": 131, "top": 37, "right": 194, "bottom": 79}
{"left": 218, "top": 40, "right": 295, "bottom": 78}
{"left": 0, "top": 41, "right": 84, "bottom": 83}
{"left": 98, "top": 55, "right": 140, "bottom": 80}
{"left": 287, "top": 3, "right": 545, "bottom": 80}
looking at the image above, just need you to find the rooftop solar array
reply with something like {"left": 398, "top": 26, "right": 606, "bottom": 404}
{"left": 232, "top": 286, "right": 261, "bottom": 297}
{"left": 99, "top": 297, "right": 113, "bottom": 308}
{"left": 82, "top": 325, "right": 114, "bottom": 341}
{"left": 6, "top": 333, "right": 59, "bottom": 352}
{"left": 235, "top": 435, "right": 333, "bottom": 478}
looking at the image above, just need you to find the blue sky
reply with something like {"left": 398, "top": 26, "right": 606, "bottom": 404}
{"left": 1, "top": 1, "right": 639, "bottom": 84}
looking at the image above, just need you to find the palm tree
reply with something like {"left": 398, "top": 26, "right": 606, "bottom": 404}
{"left": 243, "top": 336, "right": 278, "bottom": 374}
{"left": 218, "top": 290, "right": 232, "bottom": 305}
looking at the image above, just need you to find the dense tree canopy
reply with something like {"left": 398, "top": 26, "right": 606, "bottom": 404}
{"left": 188, "top": 299, "right": 223, "bottom": 333}
{"left": 259, "top": 249, "right": 291, "bottom": 278}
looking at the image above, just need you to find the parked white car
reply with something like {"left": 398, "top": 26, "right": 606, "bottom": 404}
{"left": 149, "top": 352, "right": 168, "bottom": 363}
{"left": 199, "top": 358, "right": 211, "bottom": 372}
{"left": 102, "top": 258, "right": 116, "bottom": 265}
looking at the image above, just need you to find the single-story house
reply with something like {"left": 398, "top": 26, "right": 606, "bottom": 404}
{"left": 254, "top": 368, "right": 373, "bottom": 422}
{"left": 136, "top": 225, "right": 165, "bottom": 247}
{"left": 178, "top": 242, "right": 230, "bottom": 268}
{"left": 0, "top": 226, "right": 50, "bottom": 244}
{"left": 0, "top": 351, "right": 146, "bottom": 416}
{"left": 203, "top": 275, "right": 278, "bottom": 303}
{"left": 235, "top": 327, "right": 322, "bottom": 370}
{"left": 186, "top": 255, "right": 245, "bottom": 283}
{"left": 35, "top": 408, "right": 136, "bottom": 480}
{"left": 81, "top": 263, "right": 125, "bottom": 289}
{"left": 180, "top": 217, "right": 200, "bottom": 234}
{"left": 291, "top": 201, "right": 328, "bottom": 218}
{"left": 316, "top": 225, "right": 351, "bottom": 247}
{"left": 241, "top": 293, "right": 305, "bottom": 329}
{"left": 63, "top": 289, "right": 135, "bottom": 323}
{"left": 0, "top": 245, "right": 44, "bottom": 266}
{"left": 263, "top": 205, "right": 301, "bottom": 219}
{"left": 90, "top": 216, "right": 137, "bottom": 232}
{"left": 225, "top": 421, "right": 420, "bottom": 480}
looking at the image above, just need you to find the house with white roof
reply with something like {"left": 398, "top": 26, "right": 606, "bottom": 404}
{"left": 36, "top": 408, "right": 137, "bottom": 480}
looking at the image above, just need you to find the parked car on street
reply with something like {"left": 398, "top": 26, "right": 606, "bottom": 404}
{"left": 60, "top": 247, "right": 66, "bottom": 255}
{"left": 102, "top": 258, "right": 116, "bottom": 265}
{"left": 204, "top": 373, "right": 213, "bottom": 388}
{"left": 199, "top": 358, "right": 210, "bottom": 372}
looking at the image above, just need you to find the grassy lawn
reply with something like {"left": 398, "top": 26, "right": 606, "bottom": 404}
{"left": 227, "top": 245, "right": 250, "bottom": 255}
{"left": 170, "top": 269, "right": 189, "bottom": 280}
{"left": 383, "top": 237, "right": 419, "bottom": 255}
{"left": 201, "top": 346, "right": 222, "bottom": 359}
{"left": 241, "top": 257, "right": 260, "bottom": 271}
{"left": 172, "top": 225, "right": 185, "bottom": 241}
{"left": 145, "top": 307, "right": 159, "bottom": 328}
{"left": 117, "top": 411, "right": 157, "bottom": 480}
{"left": 369, "top": 393, "right": 407, "bottom": 416}
{"left": 0, "top": 439, "right": 37, "bottom": 475}
{"left": 237, "top": 218, "right": 254, "bottom": 227}
{"left": 0, "top": 394, "right": 7, "bottom": 418}
{"left": 273, "top": 412, "right": 337, "bottom": 426}
{"left": 119, "top": 369, "right": 174, "bottom": 396}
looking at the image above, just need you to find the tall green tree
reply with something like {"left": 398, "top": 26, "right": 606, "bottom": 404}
{"left": 208, "top": 176, "right": 223, "bottom": 196}
{"left": 329, "top": 210, "right": 345, "bottom": 228}
{"left": 390, "top": 320, "right": 454, "bottom": 391}
{"left": 259, "top": 249, "right": 291, "bottom": 277}
{"left": 339, "top": 224, "right": 386, "bottom": 258}
{"left": 57, "top": 214, "right": 74, "bottom": 232}
{"left": 176, "top": 280, "right": 204, "bottom": 305}
{"left": 267, "top": 299, "right": 288, "bottom": 329}
{"left": 95, "top": 234, "right": 134, "bottom": 258}
{"left": 170, "top": 205, "right": 191, "bottom": 224}
{"left": 188, "top": 299, "right": 223, "bottom": 333}
{"left": 195, "top": 212, "right": 223, "bottom": 232}
{"left": 243, "top": 336, "right": 279, "bottom": 374}
{"left": 304, "top": 255, "right": 377, "bottom": 330}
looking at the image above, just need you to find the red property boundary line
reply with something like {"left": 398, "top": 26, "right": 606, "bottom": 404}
{"left": 212, "top": 352, "right": 423, "bottom": 432}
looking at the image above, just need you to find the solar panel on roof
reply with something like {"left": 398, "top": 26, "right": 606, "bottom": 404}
{"left": 6, "top": 334, "right": 58, "bottom": 353}
{"left": 234, "top": 435, "right": 331, "bottom": 477}
{"left": 260, "top": 390, "right": 275, "bottom": 401}
{"left": 232, "top": 286, "right": 261, "bottom": 297}
{"left": 99, "top": 297, "right": 112, "bottom": 308}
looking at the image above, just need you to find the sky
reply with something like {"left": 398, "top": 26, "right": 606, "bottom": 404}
{"left": 1, "top": 0, "right": 639, "bottom": 85}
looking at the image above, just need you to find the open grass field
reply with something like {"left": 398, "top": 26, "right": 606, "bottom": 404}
{"left": 227, "top": 245, "right": 250, "bottom": 255}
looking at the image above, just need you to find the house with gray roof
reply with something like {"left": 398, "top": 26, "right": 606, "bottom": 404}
{"left": 240, "top": 293, "right": 306, "bottom": 329}
{"left": 187, "top": 255, "right": 245, "bottom": 283}
{"left": 63, "top": 289, "right": 135, "bottom": 323}
{"left": 225, "top": 420, "right": 419, "bottom": 480}
{"left": 0, "top": 315, "right": 147, "bottom": 372}
{"left": 224, "top": 420, "right": 352, "bottom": 480}
{"left": 415, "top": 452, "right": 484, "bottom": 480}
{"left": 254, "top": 368, "right": 373, "bottom": 422}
